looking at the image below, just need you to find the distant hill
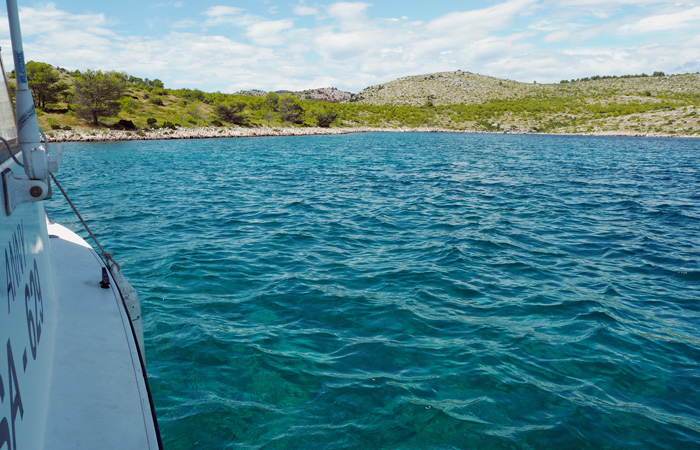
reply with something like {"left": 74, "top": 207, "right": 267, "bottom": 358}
{"left": 235, "top": 87, "right": 352, "bottom": 103}
{"left": 350, "top": 70, "right": 700, "bottom": 107}
{"left": 297, "top": 87, "right": 352, "bottom": 103}
{"left": 339, "top": 69, "right": 700, "bottom": 136}
{"left": 351, "top": 71, "right": 525, "bottom": 105}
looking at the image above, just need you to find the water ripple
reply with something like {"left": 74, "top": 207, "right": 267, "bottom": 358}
{"left": 48, "top": 133, "right": 700, "bottom": 449}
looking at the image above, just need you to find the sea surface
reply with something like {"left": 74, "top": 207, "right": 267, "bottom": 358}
{"left": 47, "top": 132, "right": 700, "bottom": 449}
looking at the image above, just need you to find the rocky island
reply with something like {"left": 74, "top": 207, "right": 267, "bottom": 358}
{"left": 15, "top": 63, "right": 700, "bottom": 142}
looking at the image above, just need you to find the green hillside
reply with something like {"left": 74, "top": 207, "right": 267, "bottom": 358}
{"left": 11, "top": 63, "right": 700, "bottom": 137}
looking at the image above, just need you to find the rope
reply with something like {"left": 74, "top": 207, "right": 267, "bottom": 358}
{"left": 49, "top": 171, "right": 121, "bottom": 272}
{"left": 1, "top": 134, "right": 118, "bottom": 269}
{"left": 1, "top": 130, "right": 50, "bottom": 167}
{"left": 0, "top": 136, "right": 23, "bottom": 167}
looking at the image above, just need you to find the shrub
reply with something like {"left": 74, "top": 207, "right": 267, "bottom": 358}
{"left": 186, "top": 104, "right": 206, "bottom": 121}
{"left": 119, "top": 97, "right": 139, "bottom": 114}
{"left": 314, "top": 111, "right": 338, "bottom": 127}
{"left": 114, "top": 119, "right": 137, "bottom": 130}
{"left": 215, "top": 103, "right": 247, "bottom": 125}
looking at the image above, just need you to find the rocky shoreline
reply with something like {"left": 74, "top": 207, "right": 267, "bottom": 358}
{"left": 45, "top": 126, "right": 480, "bottom": 142}
{"left": 45, "top": 126, "right": 697, "bottom": 143}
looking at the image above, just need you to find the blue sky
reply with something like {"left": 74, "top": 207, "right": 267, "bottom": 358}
{"left": 1, "top": 1, "right": 699, "bottom": 93}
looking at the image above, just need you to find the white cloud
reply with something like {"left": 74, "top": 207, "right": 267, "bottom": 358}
{"left": 2, "top": 1, "right": 699, "bottom": 93}
{"left": 528, "top": 20, "right": 559, "bottom": 32}
{"left": 172, "top": 19, "right": 197, "bottom": 29}
{"left": 326, "top": 1, "right": 372, "bottom": 29}
{"left": 202, "top": 7, "right": 265, "bottom": 31}
{"left": 315, "top": 29, "right": 375, "bottom": 60}
{"left": 546, "top": 0, "right": 669, "bottom": 6}
{"left": 426, "top": 0, "right": 537, "bottom": 35}
{"left": 15, "top": 3, "right": 109, "bottom": 38}
{"left": 201, "top": 6, "right": 249, "bottom": 27}
{"left": 542, "top": 23, "right": 608, "bottom": 43}
{"left": 246, "top": 19, "right": 294, "bottom": 46}
{"left": 619, "top": 6, "right": 700, "bottom": 33}
{"left": 152, "top": 1, "right": 185, "bottom": 9}
{"left": 294, "top": 5, "right": 318, "bottom": 16}
{"left": 202, "top": 6, "right": 244, "bottom": 18}
{"left": 326, "top": 2, "right": 372, "bottom": 20}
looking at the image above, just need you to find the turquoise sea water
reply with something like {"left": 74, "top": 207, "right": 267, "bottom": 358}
{"left": 48, "top": 132, "right": 699, "bottom": 449}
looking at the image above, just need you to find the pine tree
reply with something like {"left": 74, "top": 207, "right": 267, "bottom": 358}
{"left": 72, "top": 70, "right": 125, "bottom": 126}
{"left": 25, "top": 61, "right": 69, "bottom": 110}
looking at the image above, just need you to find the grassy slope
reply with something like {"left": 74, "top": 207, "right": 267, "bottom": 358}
{"left": 38, "top": 79, "right": 212, "bottom": 132}
{"left": 30, "top": 67, "right": 700, "bottom": 137}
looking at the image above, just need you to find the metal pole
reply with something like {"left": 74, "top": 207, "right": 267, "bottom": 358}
{"left": 5, "top": 0, "right": 46, "bottom": 180}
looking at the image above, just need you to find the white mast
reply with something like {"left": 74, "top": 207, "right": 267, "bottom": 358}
{"left": 5, "top": 0, "right": 47, "bottom": 181}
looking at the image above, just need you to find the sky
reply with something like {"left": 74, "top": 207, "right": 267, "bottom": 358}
{"left": 1, "top": 0, "right": 699, "bottom": 93}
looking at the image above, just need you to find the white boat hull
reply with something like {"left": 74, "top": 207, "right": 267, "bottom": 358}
{"left": 1, "top": 172, "right": 161, "bottom": 449}
{"left": 1, "top": 198, "right": 56, "bottom": 450}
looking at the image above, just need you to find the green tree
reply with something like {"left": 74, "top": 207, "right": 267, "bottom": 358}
{"left": 216, "top": 102, "right": 247, "bottom": 125}
{"left": 264, "top": 92, "right": 280, "bottom": 111}
{"left": 279, "top": 95, "right": 304, "bottom": 124}
{"left": 25, "top": 61, "right": 69, "bottom": 109}
{"left": 72, "top": 70, "right": 126, "bottom": 125}
{"left": 150, "top": 78, "right": 165, "bottom": 89}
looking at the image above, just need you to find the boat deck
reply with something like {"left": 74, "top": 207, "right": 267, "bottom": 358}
{"left": 43, "top": 222, "right": 160, "bottom": 449}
